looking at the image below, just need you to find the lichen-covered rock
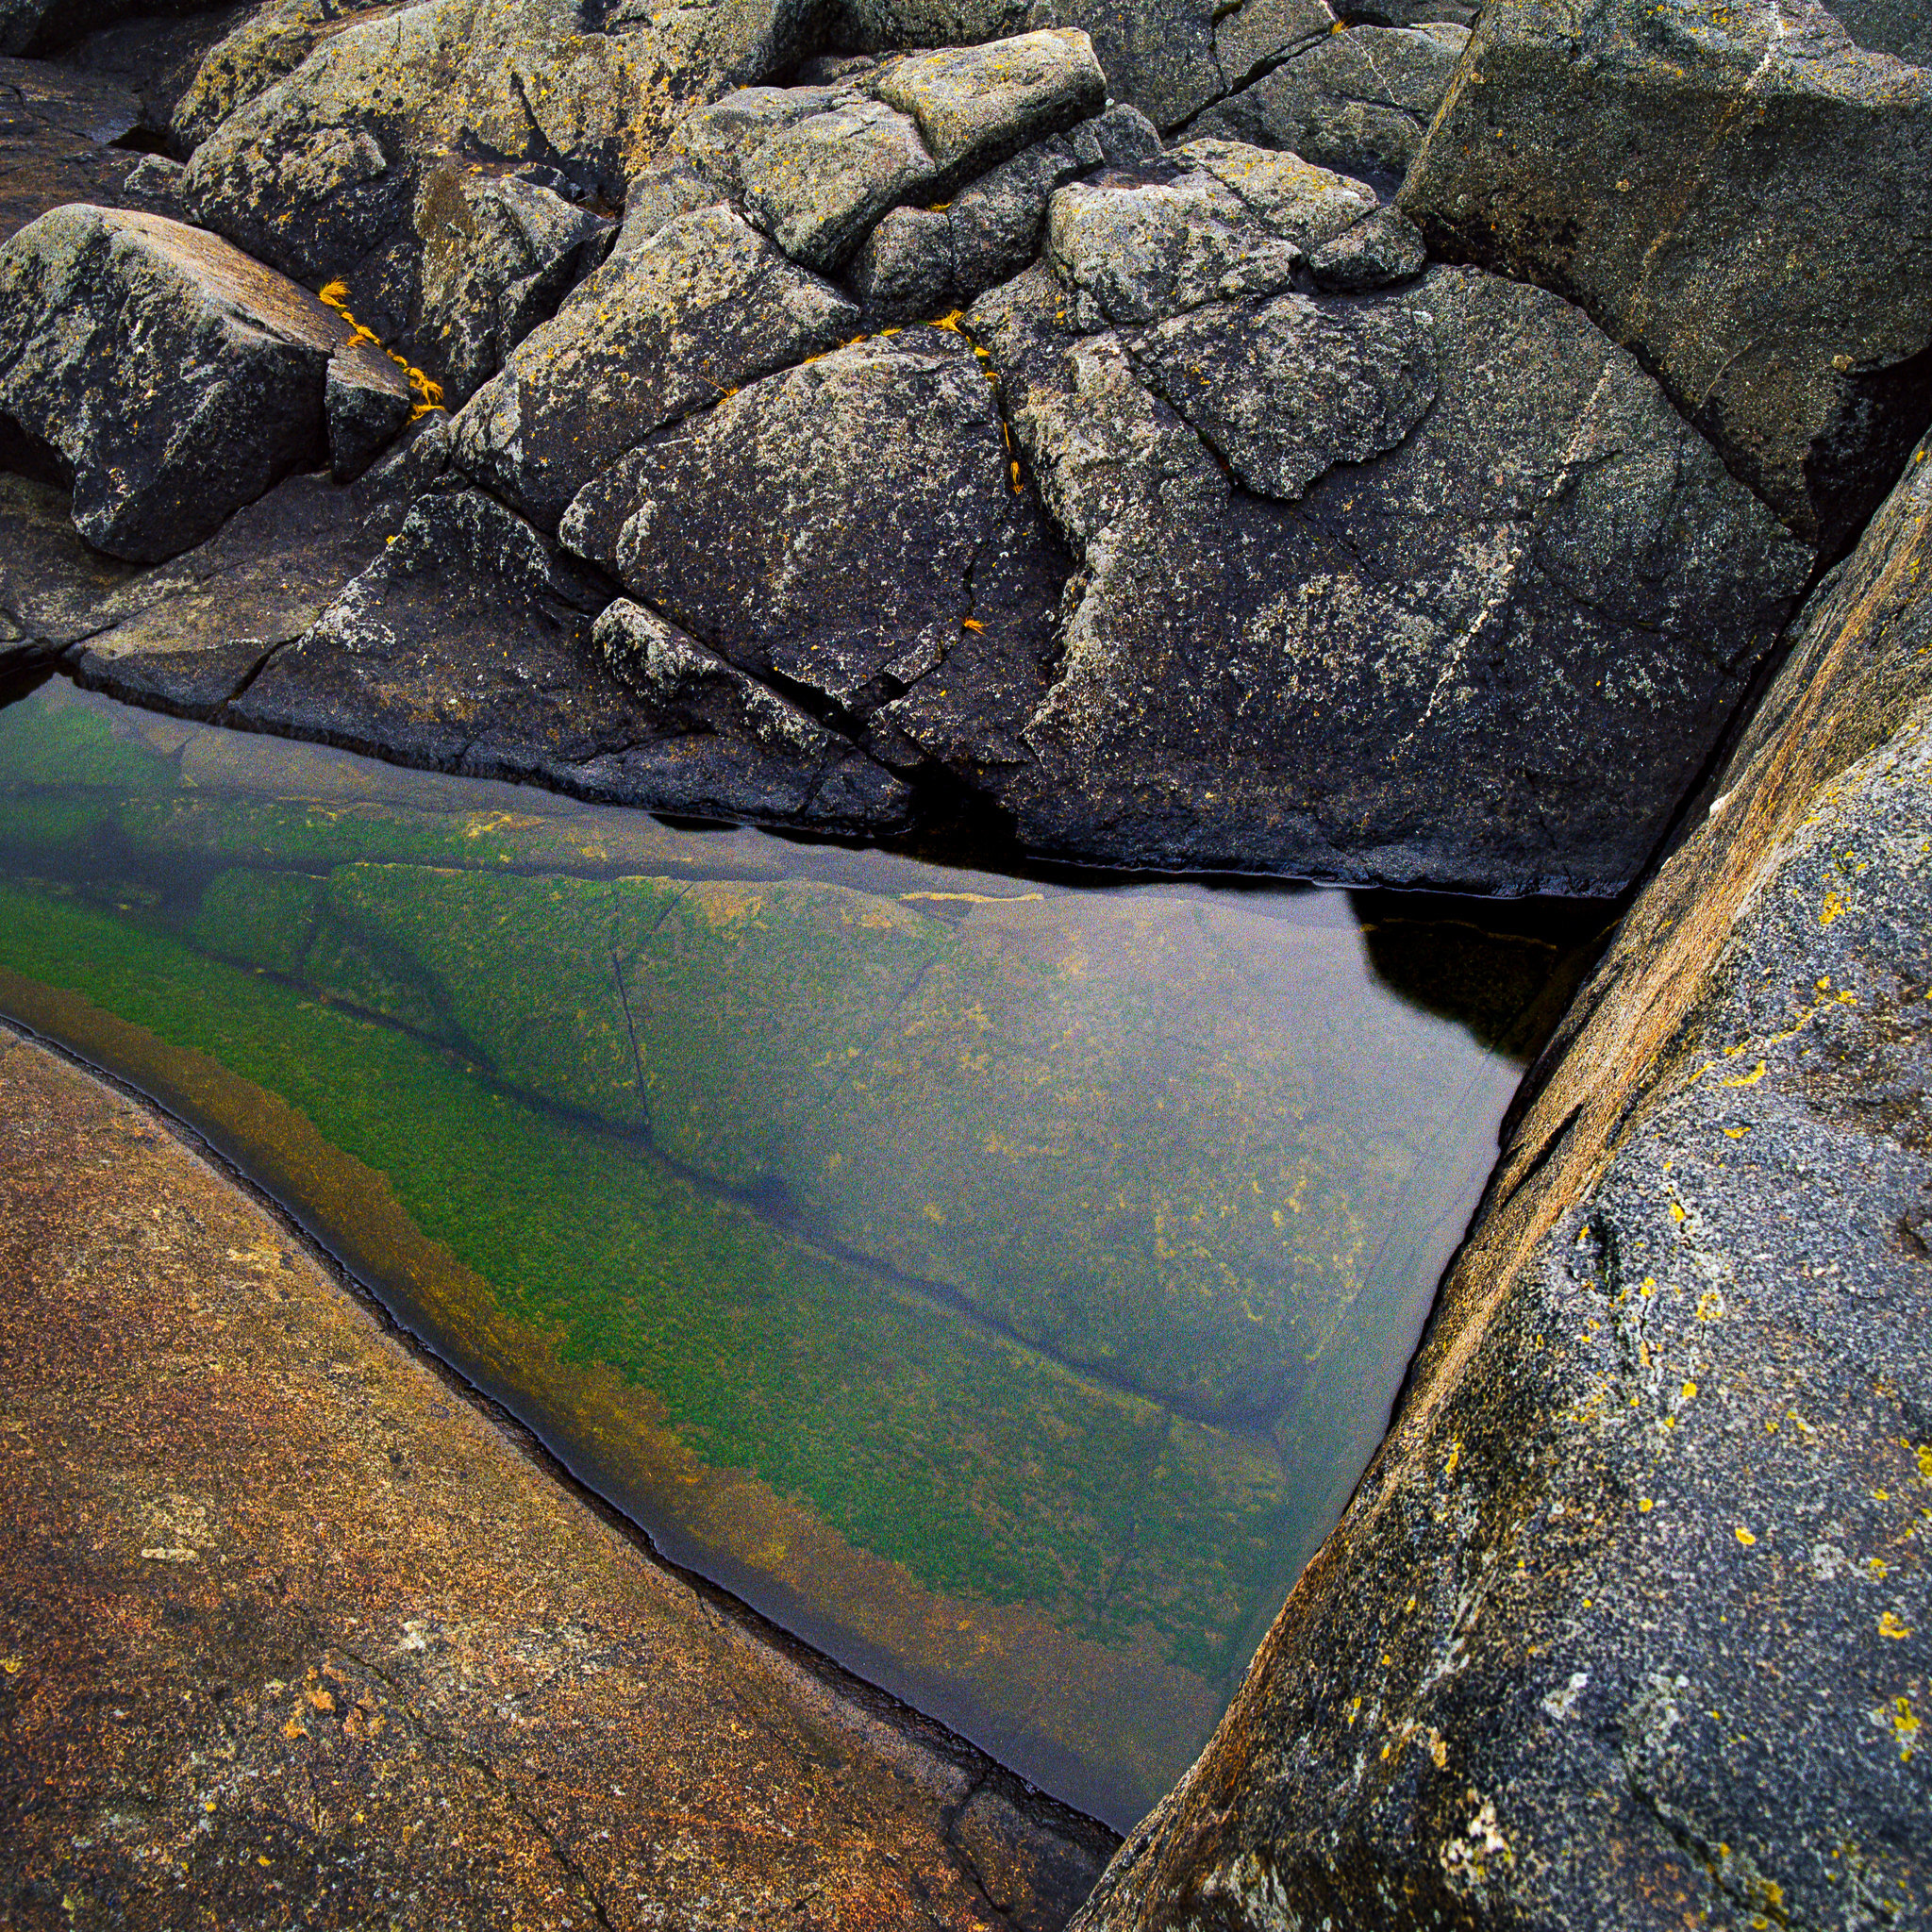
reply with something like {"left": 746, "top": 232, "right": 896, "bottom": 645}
{"left": 1401, "top": 0, "right": 1932, "bottom": 555}
{"left": 1190, "top": 20, "right": 1469, "bottom": 185}
{"left": 1043, "top": 142, "right": 1377, "bottom": 327}
{"left": 449, "top": 204, "right": 857, "bottom": 528}
{"left": 168, "top": 0, "right": 392, "bottom": 153}
{"left": 849, "top": 103, "right": 1161, "bottom": 323}
{"left": 560, "top": 327, "right": 1058, "bottom": 723}
{"left": 0, "top": 204, "right": 404, "bottom": 560}
{"left": 411, "top": 161, "right": 611, "bottom": 406}
{"left": 179, "top": 0, "right": 690, "bottom": 361}
{"left": 966, "top": 260, "right": 1811, "bottom": 889}
{"left": 1308, "top": 203, "right": 1426, "bottom": 292}
{"left": 668, "top": 30, "right": 1108, "bottom": 274}
{"left": 1073, "top": 428, "right": 1932, "bottom": 1932}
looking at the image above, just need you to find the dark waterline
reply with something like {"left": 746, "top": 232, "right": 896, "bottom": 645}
{"left": 0, "top": 677, "right": 1604, "bottom": 1826}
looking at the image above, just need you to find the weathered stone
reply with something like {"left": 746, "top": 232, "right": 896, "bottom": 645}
{"left": 0, "top": 50, "right": 152, "bottom": 237}
{"left": 1308, "top": 203, "right": 1426, "bottom": 291}
{"left": 1043, "top": 143, "right": 1375, "bottom": 328}
{"left": 609, "top": 153, "right": 723, "bottom": 255}
{"left": 668, "top": 79, "right": 841, "bottom": 192}
{"left": 871, "top": 30, "right": 1107, "bottom": 170}
{"left": 0, "top": 472, "right": 143, "bottom": 675}
{"left": 594, "top": 596, "right": 909, "bottom": 824}
{"left": 324, "top": 341, "right": 414, "bottom": 479}
{"left": 1190, "top": 21, "right": 1469, "bottom": 185}
{"left": 449, "top": 204, "right": 858, "bottom": 528}
{"left": 0, "top": 204, "right": 395, "bottom": 560}
{"left": 562, "top": 328, "right": 1043, "bottom": 718}
{"left": 0, "top": 1026, "right": 1116, "bottom": 1930}
{"left": 179, "top": 0, "right": 690, "bottom": 361}
{"left": 1073, "top": 430, "right": 1932, "bottom": 1932}
{"left": 965, "top": 261, "right": 1810, "bottom": 889}
{"left": 170, "top": 0, "right": 395, "bottom": 154}
{"left": 739, "top": 93, "right": 936, "bottom": 269}
{"left": 1128, "top": 292, "right": 1437, "bottom": 498}
{"left": 232, "top": 487, "right": 911, "bottom": 831}
{"left": 850, "top": 105, "right": 1164, "bottom": 323}
{"left": 1211, "top": 0, "right": 1341, "bottom": 95}
{"left": 411, "top": 161, "right": 611, "bottom": 405}
{"left": 1401, "top": 0, "right": 1932, "bottom": 555}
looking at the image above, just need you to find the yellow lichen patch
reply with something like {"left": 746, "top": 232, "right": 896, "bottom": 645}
{"left": 1736, "top": 1526, "right": 1757, "bottom": 1546}
{"left": 1878, "top": 1611, "right": 1912, "bottom": 1641}
{"left": 1819, "top": 891, "right": 1845, "bottom": 925}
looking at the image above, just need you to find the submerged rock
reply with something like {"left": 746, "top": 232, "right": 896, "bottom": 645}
{"left": 966, "top": 260, "right": 1809, "bottom": 889}
{"left": 0, "top": 204, "right": 410, "bottom": 560}
{"left": 1072, "top": 428, "right": 1932, "bottom": 1932}
{"left": 1401, "top": 0, "right": 1932, "bottom": 555}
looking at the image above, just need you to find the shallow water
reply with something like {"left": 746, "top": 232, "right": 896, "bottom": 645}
{"left": 0, "top": 676, "right": 1597, "bottom": 1826}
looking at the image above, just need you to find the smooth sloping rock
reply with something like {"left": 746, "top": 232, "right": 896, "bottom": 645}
{"left": 411, "top": 161, "right": 610, "bottom": 406}
{"left": 449, "top": 204, "right": 858, "bottom": 528}
{"left": 1402, "top": 0, "right": 1932, "bottom": 555}
{"left": 0, "top": 204, "right": 397, "bottom": 560}
{"left": 965, "top": 261, "right": 1810, "bottom": 890}
{"left": 561, "top": 327, "right": 1051, "bottom": 719}
{"left": 1044, "top": 144, "right": 1377, "bottom": 326}
{"left": 232, "top": 487, "right": 911, "bottom": 830}
{"left": 0, "top": 1027, "right": 1114, "bottom": 1930}
{"left": 1190, "top": 21, "right": 1469, "bottom": 184}
{"left": 1074, "top": 431, "right": 1932, "bottom": 1932}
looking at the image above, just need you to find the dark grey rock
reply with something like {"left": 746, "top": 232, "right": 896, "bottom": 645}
{"left": 1190, "top": 21, "right": 1468, "bottom": 185}
{"left": 325, "top": 341, "right": 414, "bottom": 480}
{"left": 1308, "top": 204, "right": 1426, "bottom": 292}
{"left": 1043, "top": 142, "right": 1377, "bottom": 327}
{"left": 1073, "top": 427, "right": 1932, "bottom": 1932}
{"left": 0, "top": 51, "right": 151, "bottom": 238}
{"left": 229, "top": 487, "right": 910, "bottom": 830}
{"left": 0, "top": 204, "right": 397, "bottom": 561}
{"left": 1128, "top": 292, "right": 1437, "bottom": 498}
{"left": 849, "top": 104, "right": 1164, "bottom": 324}
{"left": 0, "top": 0, "right": 235, "bottom": 60}
{"left": 116, "top": 152, "right": 189, "bottom": 218}
{"left": 170, "top": 0, "right": 390, "bottom": 154}
{"left": 594, "top": 596, "right": 912, "bottom": 823}
{"left": 1401, "top": 0, "right": 1932, "bottom": 555}
{"left": 964, "top": 259, "right": 1811, "bottom": 890}
{"left": 1210, "top": 0, "right": 1341, "bottom": 96}
{"left": 0, "top": 472, "right": 144, "bottom": 675}
{"left": 412, "top": 161, "right": 611, "bottom": 406}
{"left": 560, "top": 327, "right": 1040, "bottom": 716}
{"left": 448, "top": 203, "right": 858, "bottom": 528}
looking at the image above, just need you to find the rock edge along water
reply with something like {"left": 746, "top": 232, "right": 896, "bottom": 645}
{"left": 1067, "top": 433, "right": 1932, "bottom": 1928}
{"left": 0, "top": 1018, "right": 1119, "bottom": 1930}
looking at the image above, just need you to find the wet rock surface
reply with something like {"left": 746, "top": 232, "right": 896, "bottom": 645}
{"left": 1072, "top": 437, "right": 1932, "bottom": 1929}
{"left": 1402, "top": 0, "right": 1932, "bottom": 557}
{"left": 0, "top": 1022, "right": 1116, "bottom": 1930}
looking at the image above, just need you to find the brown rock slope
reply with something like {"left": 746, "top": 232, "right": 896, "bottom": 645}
{"left": 0, "top": 1025, "right": 1113, "bottom": 1930}
{"left": 1071, "top": 435, "right": 1932, "bottom": 1925}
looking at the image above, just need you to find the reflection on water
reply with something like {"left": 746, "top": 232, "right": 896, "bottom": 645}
{"left": 0, "top": 679, "right": 1597, "bottom": 1826}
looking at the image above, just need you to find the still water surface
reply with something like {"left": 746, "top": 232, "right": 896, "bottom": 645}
{"left": 0, "top": 678, "right": 1592, "bottom": 1825}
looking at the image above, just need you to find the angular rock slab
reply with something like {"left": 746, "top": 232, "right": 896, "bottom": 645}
{"left": 968, "top": 262, "right": 1811, "bottom": 891}
{"left": 1401, "top": 0, "right": 1932, "bottom": 555}
{"left": 1044, "top": 143, "right": 1379, "bottom": 326}
{"left": 1073, "top": 430, "right": 1932, "bottom": 1932}
{"left": 232, "top": 488, "right": 910, "bottom": 832}
{"left": 0, "top": 204, "right": 401, "bottom": 561}
{"left": 562, "top": 325, "right": 1062, "bottom": 732}
{"left": 450, "top": 205, "right": 858, "bottom": 528}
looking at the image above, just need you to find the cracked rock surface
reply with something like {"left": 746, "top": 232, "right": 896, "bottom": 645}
{"left": 1402, "top": 0, "right": 1932, "bottom": 557}
{"left": 1070, "top": 425, "right": 1932, "bottom": 1932}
